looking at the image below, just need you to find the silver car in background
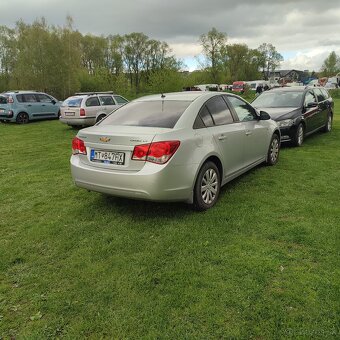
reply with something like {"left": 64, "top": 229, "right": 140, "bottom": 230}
{"left": 71, "top": 92, "right": 280, "bottom": 210}
{"left": 60, "top": 91, "right": 128, "bottom": 127}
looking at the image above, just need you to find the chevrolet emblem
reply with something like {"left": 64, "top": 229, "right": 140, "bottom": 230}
{"left": 100, "top": 137, "right": 110, "bottom": 142}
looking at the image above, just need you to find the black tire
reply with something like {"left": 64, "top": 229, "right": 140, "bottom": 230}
{"left": 266, "top": 133, "right": 280, "bottom": 166}
{"left": 16, "top": 112, "right": 29, "bottom": 124}
{"left": 193, "top": 161, "right": 221, "bottom": 211}
{"left": 57, "top": 110, "right": 61, "bottom": 118}
{"left": 292, "top": 123, "right": 304, "bottom": 147}
{"left": 96, "top": 114, "right": 106, "bottom": 123}
{"left": 323, "top": 113, "right": 332, "bottom": 133}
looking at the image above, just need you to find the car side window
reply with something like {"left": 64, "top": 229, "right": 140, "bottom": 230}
{"left": 304, "top": 91, "right": 317, "bottom": 106}
{"left": 99, "top": 96, "right": 115, "bottom": 106}
{"left": 0, "top": 96, "right": 7, "bottom": 104}
{"left": 228, "top": 96, "right": 257, "bottom": 122}
{"left": 206, "top": 96, "right": 234, "bottom": 125}
{"left": 16, "top": 94, "right": 24, "bottom": 102}
{"left": 313, "top": 89, "right": 325, "bottom": 102}
{"left": 114, "top": 95, "right": 128, "bottom": 104}
{"left": 37, "top": 94, "right": 52, "bottom": 103}
{"left": 198, "top": 105, "right": 214, "bottom": 127}
{"left": 86, "top": 97, "right": 100, "bottom": 107}
{"left": 23, "top": 94, "right": 38, "bottom": 103}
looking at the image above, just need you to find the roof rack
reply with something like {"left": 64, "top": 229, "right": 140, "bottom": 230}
{"left": 74, "top": 91, "right": 115, "bottom": 95}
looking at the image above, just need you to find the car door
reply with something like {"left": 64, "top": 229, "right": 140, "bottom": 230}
{"left": 22, "top": 93, "right": 41, "bottom": 119}
{"left": 195, "top": 96, "right": 245, "bottom": 179}
{"left": 303, "top": 90, "right": 320, "bottom": 132}
{"left": 99, "top": 95, "right": 116, "bottom": 114}
{"left": 85, "top": 96, "right": 101, "bottom": 119}
{"left": 227, "top": 96, "right": 268, "bottom": 167}
{"left": 36, "top": 93, "right": 58, "bottom": 117}
{"left": 313, "top": 88, "right": 329, "bottom": 128}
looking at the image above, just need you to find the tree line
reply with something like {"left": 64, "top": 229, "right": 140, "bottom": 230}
{"left": 0, "top": 19, "right": 286, "bottom": 99}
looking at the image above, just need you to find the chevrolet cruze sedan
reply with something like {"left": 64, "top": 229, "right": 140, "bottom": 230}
{"left": 71, "top": 92, "right": 280, "bottom": 210}
{"left": 252, "top": 86, "right": 333, "bottom": 146}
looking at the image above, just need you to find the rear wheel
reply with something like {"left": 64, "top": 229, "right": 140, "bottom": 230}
{"left": 292, "top": 123, "right": 304, "bottom": 147}
{"left": 266, "top": 133, "right": 280, "bottom": 166}
{"left": 16, "top": 112, "right": 29, "bottom": 124}
{"left": 96, "top": 114, "right": 106, "bottom": 123}
{"left": 193, "top": 161, "right": 221, "bottom": 211}
{"left": 323, "top": 113, "right": 332, "bottom": 132}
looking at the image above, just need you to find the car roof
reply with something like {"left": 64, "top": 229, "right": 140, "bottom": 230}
{"left": 3, "top": 90, "right": 44, "bottom": 94}
{"left": 134, "top": 91, "right": 238, "bottom": 102}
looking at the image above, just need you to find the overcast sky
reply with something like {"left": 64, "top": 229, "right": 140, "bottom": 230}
{"left": 1, "top": 0, "right": 340, "bottom": 72}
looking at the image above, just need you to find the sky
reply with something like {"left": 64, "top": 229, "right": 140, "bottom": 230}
{"left": 1, "top": 0, "right": 340, "bottom": 72}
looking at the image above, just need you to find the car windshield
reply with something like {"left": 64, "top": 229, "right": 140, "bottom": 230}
{"left": 252, "top": 91, "right": 303, "bottom": 108}
{"left": 100, "top": 100, "right": 191, "bottom": 128}
{"left": 62, "top": 97, "right": 83, "bottom": 107}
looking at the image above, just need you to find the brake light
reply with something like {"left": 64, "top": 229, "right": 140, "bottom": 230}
{"left": 132, "top": 141, "right": 180, "bottom": 164}
{"left": 8, "top": 96, "right": 14, "bottom": 104}
{"left": 72, "top": 137, "right": 87, "bottom": 155}
{"left": 80, "top": 108, "right": 86, "bottom": 116}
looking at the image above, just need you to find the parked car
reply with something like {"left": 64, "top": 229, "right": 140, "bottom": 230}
{"left": 0, "top": 91, "right": 61, "bottom": 124}
{"left": 59, "top": 91, "right": 129, "bottom": 127}
{"left": 232, "top": 81, "right": 246, "bottom": 93}
{"left": 251, "top": 86, "right": 334, "bottom": 146}
{"left": 71, "top": 91, "right": 280, "bottom": 210}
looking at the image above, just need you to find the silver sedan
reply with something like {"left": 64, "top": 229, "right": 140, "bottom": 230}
{"left": 71, "top": 92, "right": 280, "bottom": 210}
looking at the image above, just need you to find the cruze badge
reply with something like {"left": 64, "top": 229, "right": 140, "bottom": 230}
{"left": 100, "top": 137, "right": 110, "bottom": 142}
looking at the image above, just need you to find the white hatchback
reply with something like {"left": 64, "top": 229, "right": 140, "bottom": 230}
{"left": 60, "top": 91, "right": 128, "bottom": 127}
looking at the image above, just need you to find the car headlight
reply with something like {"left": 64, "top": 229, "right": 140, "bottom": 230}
{"left": 277, "top": 119, "right": 294, "bottom": 128}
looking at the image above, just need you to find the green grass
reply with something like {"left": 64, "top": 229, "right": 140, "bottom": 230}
{"left": 0, "top": 102, "right": 340, "bottom": 339}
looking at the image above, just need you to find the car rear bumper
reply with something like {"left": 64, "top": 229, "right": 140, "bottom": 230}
{"left": 71, "top": 155, "right": 197, "bottom": 202}
{"left": 60, "top": 116, "right": 95, "bottom": 126}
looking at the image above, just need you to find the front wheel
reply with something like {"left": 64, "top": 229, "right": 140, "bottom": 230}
{"left": 193, "top": 161, "right": 221, "bottom": 211}
{"left": 292, "top": 123, "right": 304, "bottom": 147}
{"left": 16, "top": 112, "right": 29, "bottom": 124}
{"left": 266, "top": 134, "right": 280, "bottom": 166}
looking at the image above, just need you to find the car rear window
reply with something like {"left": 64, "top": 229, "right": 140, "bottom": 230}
{"left": 101, "top": 100, "right": 191, "bottom": 128}
{"left": 0, "top": 96, "right": 7, "bottom": 104}
{"left": 62, "top": 97, "right": 83, "bottom": 107}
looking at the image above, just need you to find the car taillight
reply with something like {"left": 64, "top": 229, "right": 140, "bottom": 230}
{"left": 80, "top": 108, "right": 86, "bottom": 116}
{"left": 8, "top": 96, "right": 13, "bottom": 104}
{"left": 132, "top": 141, "right": 180, "bottom": 164}
{"left": 72, "top": 137, "right": 87, "bottom": 155}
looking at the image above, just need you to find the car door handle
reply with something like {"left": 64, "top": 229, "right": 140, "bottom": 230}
{"left": 27, "top": 104, "right": 32, "bottom": 107}
{"left": 42, "top": 104, "right": 46, "bottom": 106}
{"left": 245, "top": 130, "right": 252, "bottom": 136}
{"left": 218, "top": 134, "right": 227, "bottom": 140}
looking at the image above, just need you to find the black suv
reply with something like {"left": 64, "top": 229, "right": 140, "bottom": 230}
{"left": 252, "top": 86, "right": 334, "bottom": 146}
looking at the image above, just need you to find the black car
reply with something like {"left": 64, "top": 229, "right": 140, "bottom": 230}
{"left": 252, "top": 86, "right": 334, "bottom": 146}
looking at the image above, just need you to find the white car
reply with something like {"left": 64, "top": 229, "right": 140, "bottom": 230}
{"left": 60, "top": 91, "right": 128, "bottom": 127}
{"left": 71, "top": 92, "right": 280, "bottom": 210}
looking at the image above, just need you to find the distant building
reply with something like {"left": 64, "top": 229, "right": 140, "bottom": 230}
{"left": 266, "top": 69, "right": 306, "bottom": 84}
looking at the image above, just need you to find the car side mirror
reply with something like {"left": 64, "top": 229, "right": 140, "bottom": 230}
{"left": 51, "top": 99, "right": 56, "bottom": 105}
{"left": 259, "top": 111, "right": 271, "bottom": 120}
{"left": 306, "top": 102, "right": 318, "bottom": 108}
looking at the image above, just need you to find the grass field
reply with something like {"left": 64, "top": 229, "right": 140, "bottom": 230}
{"left": 0, "top": 101, "right": 339, "bottom": 339}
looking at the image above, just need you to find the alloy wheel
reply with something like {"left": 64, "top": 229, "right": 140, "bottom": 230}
{"left": 270, "top": 137, "right": 279, "bottom": 163}
{"left": 201, "top": 168, "right": 218, "bottom": 204}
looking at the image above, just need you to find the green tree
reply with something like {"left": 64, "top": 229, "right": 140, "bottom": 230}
{"left": 321, "top": 51, "right": 340, "bottom": 77}
{"left": 199, "top": 28, "right": 227, "bottom": 83}
{"left": 257, "top": 43, "right": 283, "bottom": 80}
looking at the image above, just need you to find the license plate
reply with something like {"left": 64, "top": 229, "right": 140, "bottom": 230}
{"left": 0, "top": 109, "right": 4, "bottom": 113}
{"left": 90, "top": 150, "right": 125, "bottom": 165}
{"left": 65, "top": 111, "right": 75, "bottom": 116}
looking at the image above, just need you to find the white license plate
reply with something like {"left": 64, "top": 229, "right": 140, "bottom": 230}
{"left": 90, "top": 150, "right": 125, "bottom": 165}
{"left": 65, "top": 111, "right": 75, "bottom": 116}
